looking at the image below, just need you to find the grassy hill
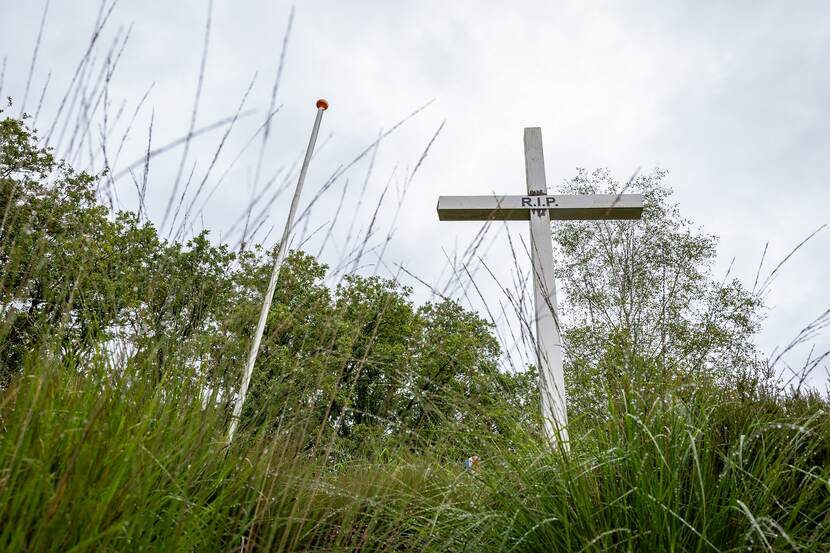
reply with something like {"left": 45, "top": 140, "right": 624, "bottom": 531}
{"left": 1, "top": 113, "right": 828, "bottom": 551}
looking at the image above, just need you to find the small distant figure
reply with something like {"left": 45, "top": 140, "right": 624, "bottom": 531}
{"left": 464, "top": 455, "right": 480, "bottom": 472}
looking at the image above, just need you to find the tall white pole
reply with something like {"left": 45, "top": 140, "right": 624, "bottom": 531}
{"left": 524, "top": 127, "right": 569, "bottom": 451}
{"left": 227, "top": 99, "right": 329, "bottom": 443}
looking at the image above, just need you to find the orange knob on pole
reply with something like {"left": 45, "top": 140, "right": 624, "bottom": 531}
{"left": 228, "top": 95, "right": 329, "bottom": 444}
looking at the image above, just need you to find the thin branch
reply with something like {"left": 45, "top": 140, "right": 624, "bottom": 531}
{"left": 20, "top": 0, "right": 51, "bottom": 117}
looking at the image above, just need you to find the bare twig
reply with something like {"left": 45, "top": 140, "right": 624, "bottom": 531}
{"left": 44, "top": 0, "right": 119, "bottom": 146}
{"left": 248, "top": 5, "right": 294, "bottom": 239}
{"left": 20, "top": 0, "right": 51, "bottom": 117}
{"left": 758, "top": 224, "right": 826, "bottom": 297}
{"left": 161, "top": 0, "right": 213, "bottom": 231}
{"left": 171, "top": 73, "right": 258, "bottom": 240}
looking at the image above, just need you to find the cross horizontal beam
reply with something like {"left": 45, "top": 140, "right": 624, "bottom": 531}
{"left": 437, "top": 194, "right": 643, "bottom": 221}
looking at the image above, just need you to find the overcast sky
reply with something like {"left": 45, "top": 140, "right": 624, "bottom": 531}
{"left": 3, "top": 1, "right": 829, "bottom": 388}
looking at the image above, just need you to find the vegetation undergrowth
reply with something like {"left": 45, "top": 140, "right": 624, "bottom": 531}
{"left": 1, "top": 108, "right": 828, "bottom": 551}
{"left": 2, "top": 354, "right": 827, "bottom": 551}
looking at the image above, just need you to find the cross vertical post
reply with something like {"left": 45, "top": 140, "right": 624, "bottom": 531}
{"left": 435, "top": 128, "right": 643, "bottom": 452}
{"left": 524, "top": 128, "right": 569, "bottom": 449}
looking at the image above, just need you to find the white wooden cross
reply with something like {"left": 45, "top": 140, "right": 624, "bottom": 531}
{"left": 436, "top": 128, "right": 643, "bottom": 450}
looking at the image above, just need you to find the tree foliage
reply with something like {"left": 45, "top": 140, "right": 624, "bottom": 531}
{"left": 3, "top": 111, "right": 829, "bottom": 551}
{"left": 0, "top": 112, "right": 783, "bottom": 457}
{"left": 554, "top": 168, "right": 763, "bottom": 416}
{"left": 0, "top": 112, "right": 529, "bottom": 457}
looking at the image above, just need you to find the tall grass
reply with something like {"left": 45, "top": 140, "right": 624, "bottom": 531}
{"left": 474, "top": 388, "right": 829, "bottom": 551}
{"left": 0, "top": 356, "right": 457, "bottom": 551}
{"left": 1, "top": 350, "right": 827, "bottom": 551}
{"left": 1, "top": 3, "right": 829, "bottom": 551}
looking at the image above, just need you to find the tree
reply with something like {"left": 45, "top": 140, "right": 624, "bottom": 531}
{"left": 0, "top": 110, "right": 548, "bottom": 455}
{"left": 0, "top": 112, "right": 238, "bottom": 385}
{"left": 0, "top": 113, "right": 135, "bottom": 380}
{"left": 553, "top": 168, "right": 762, "bottom": 416}
{"left": 218, "top": 250, "right": 524, "bottom": 457}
